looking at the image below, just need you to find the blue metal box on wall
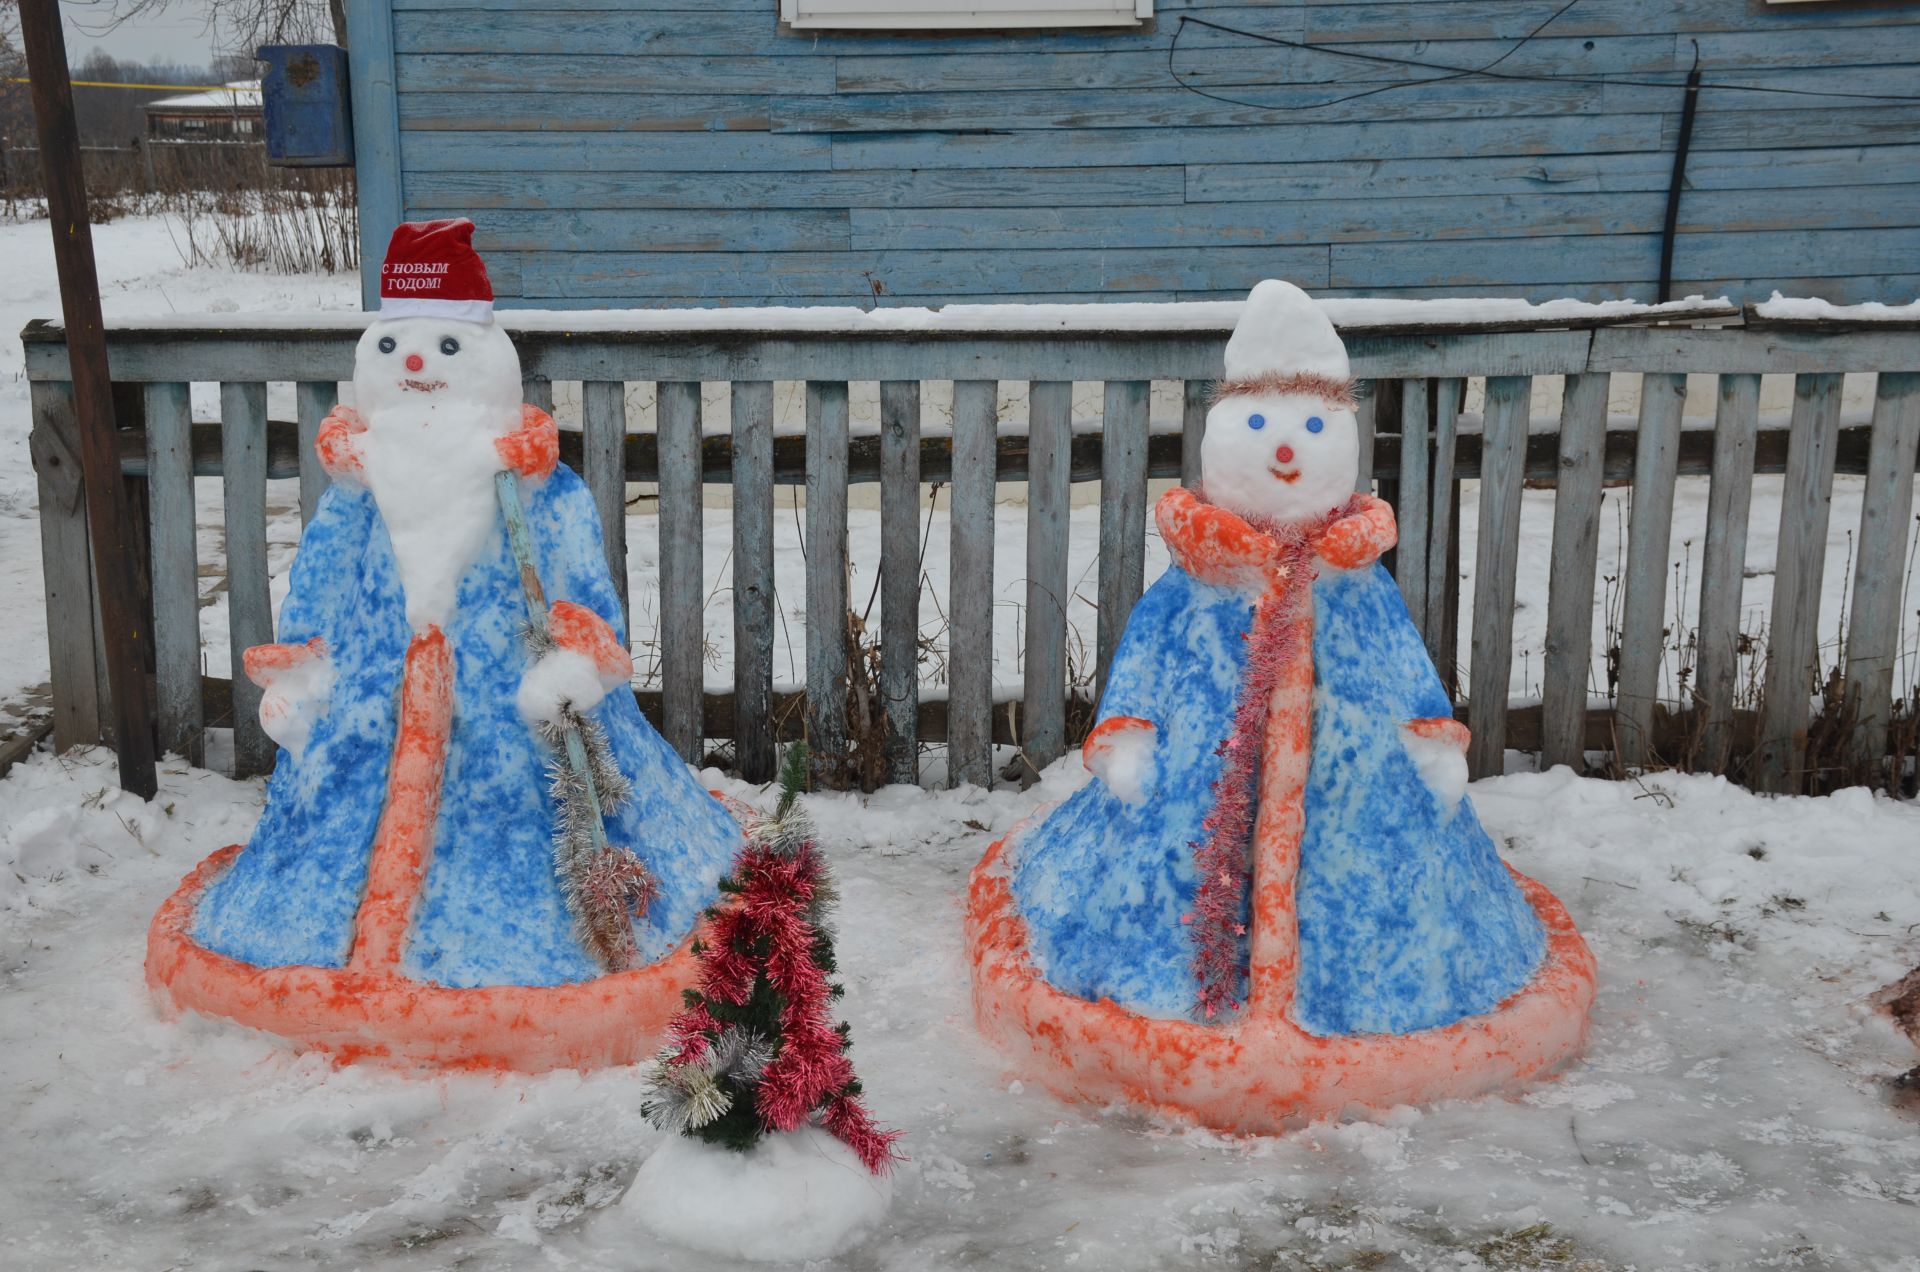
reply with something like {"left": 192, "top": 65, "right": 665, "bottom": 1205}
{"left": 341, "top": 0, "right": 1920, "bottom": 310}
{"left": 258, "top": 44, "right": 354, "bottom": 168}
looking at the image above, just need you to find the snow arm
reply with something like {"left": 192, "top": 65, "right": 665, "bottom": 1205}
{"left": 1313, "top": 493, "right": 1397, "bottom": 572}
{"left": 1401, "top": 716, "right": 1470, "bottom": 809}
{"left": 1084, "top": 716, "right": 1158, "bottom": 805}
{"left": 496, "top": 404, "right": 559, "bottom": 480}
{"left": 315, "top": 405, "right": 367, "bottom": 489}
{"left": 517, "top": 600, "right": 634, "bottom": 726}
{"left": 244, "top": 637, "right": 334, "bottom": 760}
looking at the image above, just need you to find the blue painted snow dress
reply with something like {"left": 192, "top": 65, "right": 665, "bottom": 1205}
{"left": 189, "top": 463, "right": 740, "bottom": 987}
{"left": 1011, "top": 492, "right": 1546, "bottom": 1035}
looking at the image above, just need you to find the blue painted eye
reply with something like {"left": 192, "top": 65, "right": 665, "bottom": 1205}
{"left": 1247, "top": 413, "right": 1266, "bottom": 430}
{"left": 1305, "top": 416, "right": 1325, "bottom": 434}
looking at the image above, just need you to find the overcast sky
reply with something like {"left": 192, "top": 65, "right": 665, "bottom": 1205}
{"left": 61, "top": 0, "right": 229, "bottom": 70}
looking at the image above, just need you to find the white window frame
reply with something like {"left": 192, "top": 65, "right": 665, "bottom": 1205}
{"left": 780, "top": 0, "right": 1151, "bottom": 31}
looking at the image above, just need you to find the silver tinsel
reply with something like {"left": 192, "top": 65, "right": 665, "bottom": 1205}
{"left": 640, "top": 1027, "right": 774, "bottom": 1133}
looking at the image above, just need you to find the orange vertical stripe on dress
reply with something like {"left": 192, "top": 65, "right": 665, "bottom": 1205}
{"left": 1244, "top": 583, "right": 1315, "bottom": 1022}
{"left": 348, "top": 626, "right": 455, "bottom": 972}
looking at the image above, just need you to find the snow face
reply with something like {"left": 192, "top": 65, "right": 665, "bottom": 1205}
{"left": 616, "top": 1126, "right": 892, "bottom": 1262}
{"left": 350, "top": 317, "right": 522, "bottom": 632}
{"left": 1201, "top": 392, "right": 1360, "bottom": 526}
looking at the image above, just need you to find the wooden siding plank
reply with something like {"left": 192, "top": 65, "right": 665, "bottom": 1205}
{"left": 221, "top": 381, "right": 275, "bottom": 778}
{"left": 1753, "top": 373, "right": 1845, "bottom": 794}
{"left": 522, "top": 246, "right": 1333, "bottom": 301}
{"left": 397, "top": 53, "right": 834, "bottom": 96}
{"left": 401, "top": 92, "right": 784, "bottom": 131}
{"left": 413, "top": 207, "right": 849, "bottom": 253}
{"left": 408, "top": 165, "right": 1186, "bottom": 210}
{"left": 805, "top": 381, "right": 850, "bottom": 787}
{"left": 1467, "top": 375, "right": 1531, "bottom": 780}
{"left": 778, "top": 80, "right": 1607, "bottom": 134}
{"left": 1181, "top": 378, "right": 1207, "bottom": 489}
{"left": 1538, "top": 371, "right": 1608, "bottom": 773}
{"left": 1685, "top": 106, "right": 1920, "bottom": 153}
{"left": 1097, "top": 379, "right": 1150, "bottom": 701}
{"left": 731, "top": 380, "right": 776, "bottom": 783}
{"left": 878, "top": 379, "right": 921, "bottom": 786}
{"left": 581, "top": 379, "right": 629, "bottom": 622}
{"left": 26, "top": 381, "right": 101, "bottom": 749}
{"left": 948, "top": 379, "right": 998, "bottom": 788}
{"left": 657, "top": 379, "right": 703, "bottom": 761}
{"left": 1607, "top": 65, "right": 1920, "bottom": 115}
{"left": 1396, "top": 377, "right": 1430, "bottom": 634}
{"left": 1613, "top": 372, "right": 1688, "bottom": 770}
{"left": 836, "top": 35, "right": 1679, "bottom": 93}
{"left": 1841, "top": 371, "right": 1920, "bottom": 771}
{"left": 294, "top": 380, "right": 335, "bottom": 527}
{"left": 828, "top": 113, "right": 1668, "bottom": 171}
{"left": 1189, "top": 146, "right": 1920, "bottom": 203}
{"left": 401, "top": 131, "right": 832, "bottom": 173}
{"left": 346, "top": 0, "right": 404, "bottom": 310}
{"left": 1023, "top": 379, "right": 1073, "bottom": 779}
{"left": 1303, "top": 0, "right": 1915, "bottom": 42}
{"left": 145, "top": 382, "right": 201, "bottom": 764}
{"left": 1424, "top": 378, "right": 1462, "bottom": 663}
{"left": 1694, "top": 372, "right": 1762, "bottom": 774}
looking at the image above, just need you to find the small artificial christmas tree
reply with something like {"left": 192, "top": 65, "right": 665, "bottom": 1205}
{"left": 641, "top": 743, "right": 901, "bottom": 1174}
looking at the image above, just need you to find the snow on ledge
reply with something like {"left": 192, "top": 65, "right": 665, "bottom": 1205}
{"left": 1750, "top": 292, "right": 1920, "bottom": 325}
{"left": 34, "top": 294, "right": 1739, "bottom": 339}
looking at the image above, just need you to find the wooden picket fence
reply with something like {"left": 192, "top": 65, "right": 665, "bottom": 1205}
{"left": 21, "top": 305, "right": 1920, "bottom": 796}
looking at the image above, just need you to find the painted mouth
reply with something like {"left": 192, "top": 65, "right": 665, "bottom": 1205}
{"left": 399, "top": 378, "right": 447, "bottom": 393}
{"left": 1268, "top": 466, "right": 1301, "bottom": 484}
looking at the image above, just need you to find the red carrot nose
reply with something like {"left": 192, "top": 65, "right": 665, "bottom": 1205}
{"left": 405, "top": 353, "right": 425, "bottom": 372}
{"left": 1275, "top": 445, "right": 1295, "bottom": 464}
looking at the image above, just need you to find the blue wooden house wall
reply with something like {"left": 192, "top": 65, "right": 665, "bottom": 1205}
{"left": 345, "top": 0, "right": 1920, "bottom": 309}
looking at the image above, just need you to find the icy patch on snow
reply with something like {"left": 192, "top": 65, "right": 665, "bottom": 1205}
{"left": 616, "top": 1126, "right": 891, "bottom": 1262}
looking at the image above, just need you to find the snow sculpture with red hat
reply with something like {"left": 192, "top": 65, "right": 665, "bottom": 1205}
{"left": 146, "top": 219, "right": 743, "bottom": 1070}
{"left": 966, "top": 280, "right": 1595, "bottom": 1130}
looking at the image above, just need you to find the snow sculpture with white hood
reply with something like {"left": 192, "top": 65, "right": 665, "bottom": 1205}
{"left": 967, "top": 280, "right": 1595, "bottom": 1131}
{"left": 147, "top": 220, "right": 742, "bottom": 1071}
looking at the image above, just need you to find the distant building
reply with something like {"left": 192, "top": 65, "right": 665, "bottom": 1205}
{"left": 145, "top": 81, "right": 263, "bottom": 142}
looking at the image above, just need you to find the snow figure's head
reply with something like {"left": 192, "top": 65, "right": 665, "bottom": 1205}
{"left": 354, "top": 216, "right": 522, "bottom": 430}
{"left": 352, "top": 315, "right": 522, "bottom": 425}
{"left": 1201, "top": 280, "right": 1359, "bottom": 527}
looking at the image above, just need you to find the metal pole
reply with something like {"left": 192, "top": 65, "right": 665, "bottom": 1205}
{"left": 1657, "top": 43, "right": 1703, "bottom": 305}
{"left": 17, "top": 0, "right": 158, "bottom": 798}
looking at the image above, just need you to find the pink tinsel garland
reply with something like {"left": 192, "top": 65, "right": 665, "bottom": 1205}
{"left": 1185, "top": 498, "right": 1357, "bottom": 1020}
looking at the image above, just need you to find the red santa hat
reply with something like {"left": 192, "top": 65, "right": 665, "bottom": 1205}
{"left": 378, "top": 218, "right": 495, "bottom": 324}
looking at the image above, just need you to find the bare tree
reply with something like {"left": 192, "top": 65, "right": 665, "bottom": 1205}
{"left": 109, "top": 0, "right": 348, "bottom": 53}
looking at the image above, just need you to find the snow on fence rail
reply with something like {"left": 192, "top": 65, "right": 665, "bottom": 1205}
{"left": 20, "top": 302, "right": 1920, "bottom": 796}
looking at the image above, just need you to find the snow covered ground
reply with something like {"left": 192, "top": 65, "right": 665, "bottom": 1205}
{"left": 3, "top": 745, "right": 1918, "bottom": 1271}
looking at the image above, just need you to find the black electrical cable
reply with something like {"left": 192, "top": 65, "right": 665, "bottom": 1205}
{"left": 1167, "top": 10, "right": 1920, "bottom": 110}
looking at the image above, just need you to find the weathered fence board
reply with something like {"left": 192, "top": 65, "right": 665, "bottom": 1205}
{"left": 1022, "top": 379, "right": 1073, "bottom": 780}
{"left": 145, "top": 382, "right": 201, "bottom": 764}
{"left": 1614, "top": 372, "right": 1688, "bottom": 769}
{"left": 1539, "top": 371, "right": 1610, "bottom": 772}
{"left": 1423, "top": 379, "right": 1462, "bottom": 666}
{"left": 805, "top": 381, "right": 850, "bottom": 787}
{"left": 878, "top": 379, "right": 921, "bottom": 786}
{"left": 220, "top": 381, "right": 274, "bottom": 778}
{"left": 948, "top": 378, "right": 998, "bottom": 789}
{"left": 1693, "top": 372, "right": 1762, "bottom": 774}
{"left": 1181, "top": 378, "right": 1207, "bottom": 489}
{"left": 730, "top": 380, "right": 776, "bottom": 783}
{"left": 1096, "top": 379, "right": 1150, "bottom": 701}
{"left": 581, "top": 378, "right": 630, "bottom": 622}
{"left": 1754, "top": 373, "right": 1846, "bottom": 794}
{"left": 1841, "top": 371, "right": 1920, "bottom": 771}
{"left": 657, "top": 379, "right": 704, "bottom": 761}
{"left": 295, "top": 381, "right": 336, "bottom": 526}
{"left": 1396, "top": 378, "right": 1432, "bottom": 632}
{"left": 28, "top": 381, "right": 101, "bottom": 750}
{"left": 1467, "top": 375, "right": 1532, "bottom": 779}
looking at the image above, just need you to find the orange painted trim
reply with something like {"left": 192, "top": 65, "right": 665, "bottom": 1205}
{"left": 1312, "top": 493, "right": 1397, "bottom": 571}
{"left": 315, "top": 405, "right": 366, "bottom": 484}
{"left": 243, "top": 637, "right": 327, "bottom": 688}
{"left": 349, "top": 628, "right": 455, "bottom": 973}
{"left": 1156, "top": 487, "right": 1282, "bottom": 591}
{"left": 1245, "top": 598, "right": 1314, "bottom": 1022}
{"left": 548, "top": 600, "right": 632, "bottom": 682}
{"left": 1406, "top": 717, "right": 1471, "bottom": 751}
{"left": 146, "top": 844, "right": 703, "bottom": 1073}
{"left": 967, "top": 825, "right": 1596, "bottom": 1133}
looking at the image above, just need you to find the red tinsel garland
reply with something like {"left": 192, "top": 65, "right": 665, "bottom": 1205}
{"left": 675, "top": 836, "right": 903, "bottom": 1175}
{"left": 1185, "top": 498, "right": 1356, "bottom": 1021}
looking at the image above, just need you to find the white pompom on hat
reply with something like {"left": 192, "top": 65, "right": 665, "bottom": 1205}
{"left": 1215, "top": 279, "right": 1356, "bottom": 407}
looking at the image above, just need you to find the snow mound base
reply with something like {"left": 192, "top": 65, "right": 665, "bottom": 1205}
{"left": 619, "top": 1125, "right": 891, "bottom": 1262}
